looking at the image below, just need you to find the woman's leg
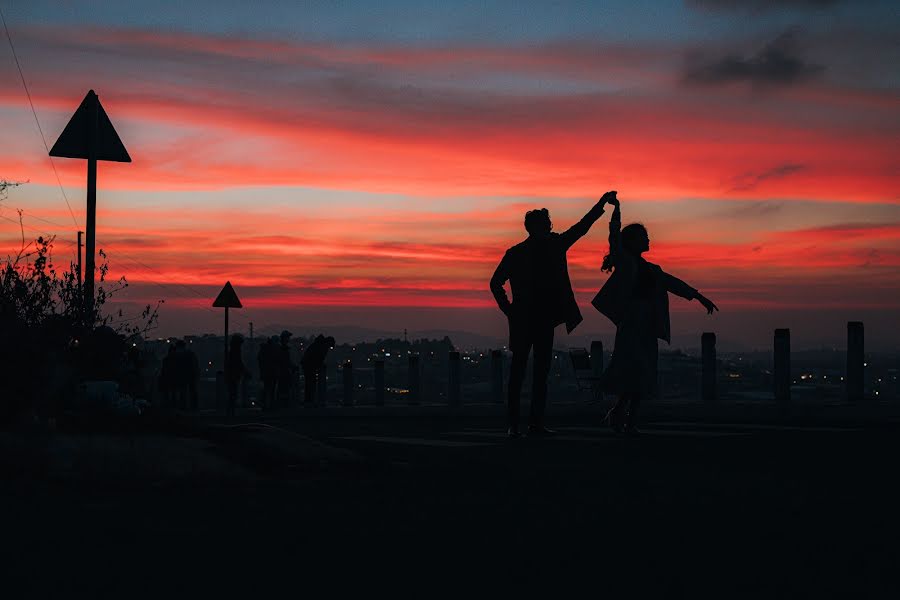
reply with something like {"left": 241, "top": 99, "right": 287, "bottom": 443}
{"left": 607, "top": 394, "right": 626, "bottom": 431}
{"left": 625, "top": 390, "right": 641, "bottom": 430}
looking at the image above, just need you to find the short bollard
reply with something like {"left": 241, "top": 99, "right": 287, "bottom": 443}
{"left": 702, "top": 332, "right": 716, "bottom": 404}
{"left": 491, "top": 350, "right": 503, "bottom": 404}
{"left": 448, "top": 351, "right": 461, "bottom": 407}
{"left": 774, "top": 328, "right": 791, "bottom": 410}
{"left": 408, "top": 354, "right": 420, "bottom": 405}
{"left": 847, "top": 321, "right": 864, "bottom": 403}
{"left": 589, "top": 341, "right": 604, "bottom": 375}
{"left": 317, "top": 364, "right": 327, "bottom": 406}
{"left": 374, "top": 359, "right": 385, "bottom": 406}
{"left": 342, "top": 360, "right": 354, "bottom": 407}
{"left": 590, "top": 341, "right": 604, "bottom": 403}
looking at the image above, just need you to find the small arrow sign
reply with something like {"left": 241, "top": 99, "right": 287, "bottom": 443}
{"left": 213, "top": 281, "right": 243, "bottom": 308}
{"left": 49, "top": 90, "right": 131, "bottom": 162}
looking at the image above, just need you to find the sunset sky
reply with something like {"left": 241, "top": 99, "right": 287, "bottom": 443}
{"left": 1, "top": 1, "right": 898, "bottom": 349}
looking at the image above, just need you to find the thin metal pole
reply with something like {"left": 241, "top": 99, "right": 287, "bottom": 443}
{"left": 77, "top": 230, "right": 83, "bottom": 323}
{"left": 224, "top": 306, "right": 230, "bottom": 371}
{"left": 84, "top": 93, "right": 98, "bottom": 321}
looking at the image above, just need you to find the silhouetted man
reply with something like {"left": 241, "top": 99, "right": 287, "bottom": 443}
{"left": 158, "top": 344, "right": 176, "bottom": 410}
{"left": 491, "top": 191, "right": 616, "bottom": 437}
{"left": 184, "top": 342, "right": 199, "bottom": 410}
{"left": 258, "top": 336, "right": 278, "bottom": 410}
{"left": 172, "top": 339, "right": 200, "bottom": 410}
{"left": 276, "top": 330, "right": 295, "bottom": 407}
{"left": 301, "top": 335, "right": 335, "bottom": 406}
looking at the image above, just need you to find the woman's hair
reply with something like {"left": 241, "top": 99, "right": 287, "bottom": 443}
{"left": 601, "top": 223, "right": 648, "bottom": 273}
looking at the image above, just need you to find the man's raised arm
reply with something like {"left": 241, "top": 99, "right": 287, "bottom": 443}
{"left": 560, "top": 191, "right": 617, "bottom": 249}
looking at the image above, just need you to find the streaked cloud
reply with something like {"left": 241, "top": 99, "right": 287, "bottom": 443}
{"left": 684, "top": 30, "right": 824, "bottom": 86}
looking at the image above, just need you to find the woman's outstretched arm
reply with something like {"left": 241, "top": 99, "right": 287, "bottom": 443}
{"left": 696, "top": 293, "right": 719, "bottom": 314}
{"left": 660, "top": 272, "right": 719, "bottom": 314}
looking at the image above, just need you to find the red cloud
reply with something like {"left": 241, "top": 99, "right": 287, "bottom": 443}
{"left": 0, "top": 26, "right": 896, "bottom": 202}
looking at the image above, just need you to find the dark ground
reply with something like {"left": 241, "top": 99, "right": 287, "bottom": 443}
{"left": 2, "top": 414, "right": 898, "bottom": 598}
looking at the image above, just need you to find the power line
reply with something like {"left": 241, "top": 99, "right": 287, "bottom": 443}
{"left": 0, "top": 211, "right": 61, "bottom": 240}
{"left": 97, "top": 241, "right": 260, "bottom": 327}
{"left": 6, "top": 207, "right": 69, "bottom": 230}
{"left": 0, "top": 5, "right": 80, "bottom": 228}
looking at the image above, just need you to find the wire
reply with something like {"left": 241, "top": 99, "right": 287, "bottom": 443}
{"left": 0, "top": 211, "right": 59, "bottom": 240}
{"left": 0, "top": 5, "right": 80, "bottom": 228}
{"left": 96, "top": 241, "right": 260, "bottom": 327}
{"left": 16, "top": 209, "right": 70, "bottom": 230}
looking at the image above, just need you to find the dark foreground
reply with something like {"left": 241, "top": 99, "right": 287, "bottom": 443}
{"left": 2, "top": 415, "right": 898, "bottom": 598}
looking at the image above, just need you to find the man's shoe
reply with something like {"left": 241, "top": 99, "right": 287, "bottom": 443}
{"left": 507, "top": 427, "right": 522, "bottom": 439}
{"left": 624, "top": 425, "right": 641, "bottom": 437}
{"left": 527, "top": 425, "right": 557, "bottom": 436}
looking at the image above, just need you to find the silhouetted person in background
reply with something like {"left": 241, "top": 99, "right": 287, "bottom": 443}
{"left": 258, "top": 335, "right": 278, "bottom": 411}
{"left": 301, "top": 335, "right": 335, "bottom": 406}
{"left": 225, "top": 334, "right": 250, "bottom": 416}
{"left": 491, "top": 191, "right": 617, "bottom": 438}
{"left": 276, "top": 330, "right": 295, "bottom": 407}
{"left": 123, "top": 344, "right": 143, "bottom": 400}
{"left": 158, "top": 345, "right": 177, "bottom": 410}
{"left": 184, "top": 342, "right": 199, "bottom": 410}
{"left": 173, "top": 340, "right": 192, "bottom": 410}
{"left": 592, "top": 196, "right": 718, "bottom": 434}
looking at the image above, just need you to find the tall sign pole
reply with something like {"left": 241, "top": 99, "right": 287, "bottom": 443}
{"left": 85, "top": 94, "right": 98, "bottom": 317}
{"left": 49, "top": 90, "right": 131, "bottom": 324}
{"left": 76, "top": 230, "right": 83, "bottom": 289}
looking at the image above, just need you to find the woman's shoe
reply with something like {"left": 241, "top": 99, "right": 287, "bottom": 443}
{"left": 604, "top": 408, "right": 623, "bottom": 433}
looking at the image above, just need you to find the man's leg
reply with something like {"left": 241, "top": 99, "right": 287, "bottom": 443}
{"left": 626, "top": 391, "right": 641, "bottom": 429}
{"left": 227, "top": 382, "right": 236, "bottom": 416}
{"left": 304, "top": 368, "right": 316, "bottom": 405}
{"left": 507, "top": 322, "right": 531, "bottom": 433}
{"left": 529, "top": 324, "right": 555, "bottom": 429}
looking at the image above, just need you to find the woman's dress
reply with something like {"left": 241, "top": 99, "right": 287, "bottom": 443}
{"left": 601, "top": 257, "right": 659, "bottom": 399}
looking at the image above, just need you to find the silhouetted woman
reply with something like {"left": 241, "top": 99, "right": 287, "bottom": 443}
{"left": 592, "top": 196, "right": 718, "bottom": 434}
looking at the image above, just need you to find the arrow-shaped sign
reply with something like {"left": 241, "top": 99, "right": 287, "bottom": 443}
{"left": 49, "top": 89, "right": 130, "bottom": 321}
{"left": 50, "top": 90, "right": 131, "bottom": 162}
